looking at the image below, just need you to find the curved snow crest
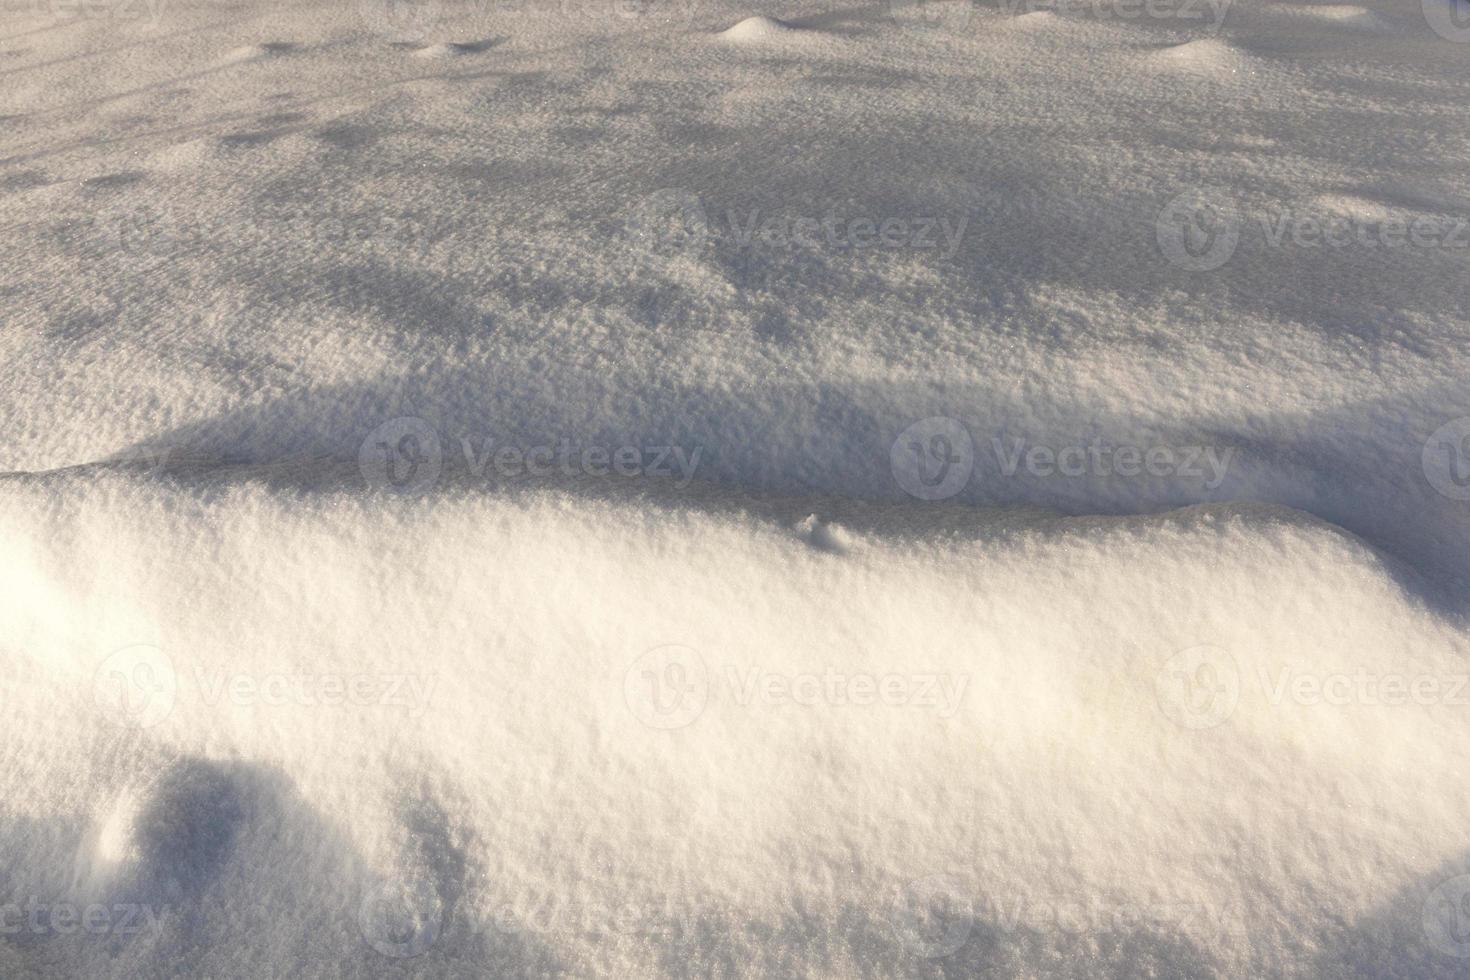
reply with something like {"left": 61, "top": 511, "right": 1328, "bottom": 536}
{"left": 1, "top": 469, "right": 1469, "bottom": 976}
{"left": 718, "top": 15, "right": 820, "bottom": 44}
{"left": 1145, "top": 38, "right": 1252, "bottom": 76}
{"left": 1272, "top": 3, "right": 1398, "bottom": 33}
{"left": 218, "top": 42, "right": 297, "bottom": 64}
{"left": 31, "top": 371, "right": 1470, "bottom": 613}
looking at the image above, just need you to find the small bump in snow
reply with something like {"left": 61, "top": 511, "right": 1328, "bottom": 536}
{"left": 719, "top": 16, "right": 798, "bottom": 42}
{"left": 796, "top": 515, "right": 851, "bottom": 555}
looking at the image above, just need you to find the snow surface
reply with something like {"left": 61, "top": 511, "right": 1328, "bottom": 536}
{"left": 2, "top": 0, "right": 1470, "bottom": 975}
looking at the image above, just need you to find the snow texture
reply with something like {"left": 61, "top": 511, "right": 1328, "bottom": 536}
{"left": 1, "top": 0, "right": 1469, "bottom": 975}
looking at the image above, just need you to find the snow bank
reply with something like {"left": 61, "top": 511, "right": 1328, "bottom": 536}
{"left": 1, "top": 462, "right": 1469, "bottom": 977}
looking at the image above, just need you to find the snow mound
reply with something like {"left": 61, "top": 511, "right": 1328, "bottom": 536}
{"left": 412, "top": 43, "right": 467, "bottom": 59}
{"left": 1309, "top": 192, "right": 1402, "bottom": 223}
{"left": 1001, "top": 9, "right": 1064, "bottom": 28}
{"left": 1283, "top": 3, "right": 1395, "bottom": 32}
{"left": 220, "top": 42, "right": 296, "bottom": 64}
{"left": 409, "top": 41, "right": 492, "bottom": 58}
{"left": 1, "top": 465, "right": 1468, "bottom": 977}
{"left": 719, "top": 16, "right": 800, "bottom": 42}
{"left": 1147, "top": 38, "right": 1248, "bottom": 75}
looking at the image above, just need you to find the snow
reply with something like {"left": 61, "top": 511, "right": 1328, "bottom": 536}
{"left": 1, "top": 0, "right": 1469, "bottom": 975}
{"left": 718, "top": 14, "right": 799, "bottom": 40}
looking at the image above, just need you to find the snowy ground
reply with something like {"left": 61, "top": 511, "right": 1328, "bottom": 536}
{"left": 2, "top": 0, "right": 1470, "bottom": 974}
